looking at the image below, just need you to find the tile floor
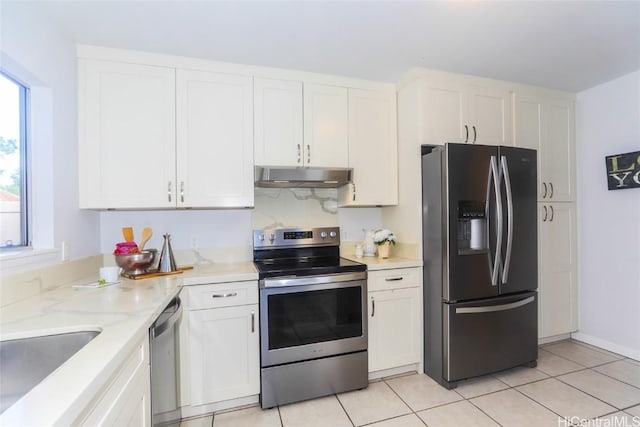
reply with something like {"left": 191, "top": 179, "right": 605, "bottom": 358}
{"left": 180, "top": 340, "right": 640, "bottom": 427}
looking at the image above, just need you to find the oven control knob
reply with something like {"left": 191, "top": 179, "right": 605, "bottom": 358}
{"left": 258, "top": 234, "right": 265, "bottom": 241}
{"left": 269, "top": 233, "right": 275, "bottom": 243}
{"left": 320, "top": 231, "right": 327, "bottom": 239}
{"left": 329, "top": 231, "right": 337, "bottom": 238}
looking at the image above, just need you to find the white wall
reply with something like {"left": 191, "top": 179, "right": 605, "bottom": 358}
{"left": 1, "top": 2, "right": 100, "bottom": 259}
{"left": 574, "top": 70, "right": 640, "bottom": 359}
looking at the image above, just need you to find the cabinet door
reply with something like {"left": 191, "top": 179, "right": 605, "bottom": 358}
{"left": 189, "top": 305, "right": 259, "bottom": 406}
{"left": 513, "top": 91, "right": 544, "bottom": 198}
{"left": 467, "top": 84, "right": 512, "bottom": 146}
{"left": 254, "top": 78, "right": 303, "bottom": 166}
{"left": 303, "top": 83, "right": 348, "bottom": 167}
{"left": 176, "top": 70, "right": 254, "bottom": 208}
{"left": 538, "top": 203, "right": 577, "bottom": 338}
{"left": 421, "top": 76, "right": 468, "bottom": 145}
{"left": 541, "top": 98, "right": 575, "bottom": 201}
{"left": 79, "top": 59, "right": 176, "bottom": 209}
{"left": 368, "top": 288, "right": 421, "bottom": 372}
{"left": 339, "top": 88, "right": 398, "bottom": 206}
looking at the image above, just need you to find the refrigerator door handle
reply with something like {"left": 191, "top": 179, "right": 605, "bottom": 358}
{"left": 455, "top": 296, "right": 535, "bottom": 314}
{"left": 500, "top": 156, "right": 514, "bottom": 284}
{"left": 489, "top": 155, "right": 502, "bottom": 286}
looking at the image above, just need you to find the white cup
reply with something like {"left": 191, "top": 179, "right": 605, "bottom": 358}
{"left": 99, "top": 266, "right": 121, "bottom": 283}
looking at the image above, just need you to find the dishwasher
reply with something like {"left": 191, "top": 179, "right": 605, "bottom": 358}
{"left": 150, "top": 296, "right": 182, "bottom": 427}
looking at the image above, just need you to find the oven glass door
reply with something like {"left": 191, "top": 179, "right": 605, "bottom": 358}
{"left": 260, "top": 278, "right": 367, "bottom": 367}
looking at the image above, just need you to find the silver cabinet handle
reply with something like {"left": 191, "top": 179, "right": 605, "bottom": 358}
{"left": 306, "top": 144, "right": 311, "bottom": 164}
{"left": 251, "top": 310, "right": 255, "bottom": 333}
{"left": 472, "top": 125, "right": 477, "bottom": 143}
{"left": 456, "top": 296, "right": 535, "bottom": 314}
{"left": 549, "top": 182, "right": 554, "bottom": 199}
{"left": 168, "top": 181, "right": 172, "bottom": 202}
{"left": 385, "top": 277, "right": 404, "bottom": 282}
{"left": 297, "top": 144, "right": 301, "bottom": 164}
{"left": 371, "top": 296, "right": 375, "bottom": 317}
{"left": 464, "top": 125, "right": 469, "bottom": 143}
{"left": 543, "top": 205, "right": 548, "bottom": 222}
{"left": 352, "top": 183, "right": 356, "bottom": 202}
{"left": 180, "top": 181, "right": 185, "bottom": 203}
{"left": 549, "top": 205, "right": 554, "bottom": 222}
{"left": 212, "top": 292, "right": 238, "bottom": 298}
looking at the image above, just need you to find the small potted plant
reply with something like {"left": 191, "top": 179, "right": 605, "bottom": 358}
{"left": 373, "top": 228, "right": 396, "bottom": 259}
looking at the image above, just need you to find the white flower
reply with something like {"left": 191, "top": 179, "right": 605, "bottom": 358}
{"left": 373, "top": 229, "right": 396, "bottom": 245}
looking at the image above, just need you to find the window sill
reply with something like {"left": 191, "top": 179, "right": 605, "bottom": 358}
{"left": 0, "top": 248, "right": 60, "bottom": 276}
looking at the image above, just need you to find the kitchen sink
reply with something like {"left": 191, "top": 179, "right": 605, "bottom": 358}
{"left": 0, "top": 330, "right": 100, "bottom": 414}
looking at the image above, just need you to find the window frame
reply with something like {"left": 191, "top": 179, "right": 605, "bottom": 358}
{"left": 0, "top": 70, "right": 30, "bottom": 250}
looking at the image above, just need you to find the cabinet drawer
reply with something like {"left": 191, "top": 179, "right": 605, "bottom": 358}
{"left": 185, "top": 281, "right": 258, "bottom": 310}
{"left": 368, "top": 268, "right": 421, "bottom": 292}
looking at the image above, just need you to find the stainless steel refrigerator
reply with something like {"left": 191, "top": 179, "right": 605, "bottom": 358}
{"left": 422, "top": 143, "right": 538, "bottom": 389}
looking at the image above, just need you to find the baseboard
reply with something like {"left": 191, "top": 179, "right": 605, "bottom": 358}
{"left": 180, "top": 395, "right": 259, "bottom": 419}
{"left": 571, "top": 332, "right": 640, "bottom": 361}
{"left": 368, "top": 363, "right": 419, "bottom": 381}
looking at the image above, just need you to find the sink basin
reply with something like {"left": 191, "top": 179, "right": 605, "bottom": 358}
{"left": 0, "top": 330, "right": 100, "bottom": 414}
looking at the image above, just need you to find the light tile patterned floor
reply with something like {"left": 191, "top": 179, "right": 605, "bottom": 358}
{"left": 180, "top": 339, "right": 640, "bottom": 427}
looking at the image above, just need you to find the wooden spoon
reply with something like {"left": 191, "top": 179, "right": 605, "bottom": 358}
{"left": 138, "top": 227, "right": 153, "bottom": 251}
{"left": 122, "top": 227, "right": 134, "bottom": 243}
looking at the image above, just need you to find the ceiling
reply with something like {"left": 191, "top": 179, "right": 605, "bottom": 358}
{"left": 11, "top": 1, "right": 640, "bottom": 92}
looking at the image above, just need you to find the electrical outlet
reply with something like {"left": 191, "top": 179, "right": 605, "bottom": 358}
{"left": 61, "top": 241, "right": 69, "bottom": 261}
{"left": 191, "top": 235, "right": 199, "bottom": 249}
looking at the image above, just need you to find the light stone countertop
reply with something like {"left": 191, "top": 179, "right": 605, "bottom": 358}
{"left": 0, "top": 261, "right": 257, "bottom": 426}
{"left": 342, "top": 255, "right": 422, "bottom": 271}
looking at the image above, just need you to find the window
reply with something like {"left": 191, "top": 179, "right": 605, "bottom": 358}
{"left": 0, "top": 71, "right": 28, "bottom": 249}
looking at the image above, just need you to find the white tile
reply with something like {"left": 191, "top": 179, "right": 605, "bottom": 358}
{"left": 626, "top": 405, "right": 640, "bottom": 417}
{"left": 181, "top": 415, "right": 213, "bottom": 427}
{"left": 517, "top": 378, "right": 615, "bottom": 419}
{"left": 493, "top": 366, "right": 549, "bottom": 387}
{"left": 455, "top": 375, "right": 510, "bottom": 399}
{"left": 337, "top": 381, "right": 411, "bottom": 426}
{"left": 593, "top": 412, "right": 638, "bottom": 426}
{"left": 279, "top": 395, "right": 351, "bottom": 427}
{"left": 367, "top": 413, "right": 426, "bottom": 427}
{"left": 625, "top": 358, "right": 640, "bottom": 367}
{"left": 544, "top": 341, "right": 622, "bottom": 367}
{"left": 213, "top": 406, "right": 280, "bottom": 427}
{"left": 558, "top": 369, "right": 640, "bottom": 409}
{"left": 593, "top": 359, "right": 640, "bottom": 388}
{"left": 536, "top": 349, "right": 585, "bottom": 376}
{"left": 385, "top": 373, "right": 463, "bottom": 411}
{"left": 417, "top": 400, "right": 500, "bottom": 427}
{"left": 470, "top": 389, "right": 559, "bottom": 426}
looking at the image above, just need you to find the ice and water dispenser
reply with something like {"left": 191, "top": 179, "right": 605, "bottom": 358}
{"left": 457, "top": 201, "right": 487, "bottom": 253}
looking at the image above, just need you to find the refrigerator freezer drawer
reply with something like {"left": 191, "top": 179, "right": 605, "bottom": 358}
{"left": 443, "top": 292, "right": 537, "bottom": 382}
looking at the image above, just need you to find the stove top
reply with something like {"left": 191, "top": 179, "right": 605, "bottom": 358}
{"left": 252, "top": 227, "right": 366, "bottom": 279}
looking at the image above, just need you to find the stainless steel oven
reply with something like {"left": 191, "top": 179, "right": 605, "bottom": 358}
{"left": 254, "top": 227, "right": 368, "bottom": 408}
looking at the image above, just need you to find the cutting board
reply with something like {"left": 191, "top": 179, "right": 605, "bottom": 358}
{"left": 122, "top": 266, "right": 194, "bottom": 280}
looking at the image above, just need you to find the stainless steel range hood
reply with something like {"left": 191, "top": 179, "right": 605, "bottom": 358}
{"left": 254, "top": 166, "right": 352, "bottom": 188}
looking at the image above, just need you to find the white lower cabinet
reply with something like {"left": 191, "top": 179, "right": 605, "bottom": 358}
{"left": 367, "top": 268, "right": 421, "bottom": 373}
{"left": 78, "top": 338, "right": 151, "bottom": 426}
{"left": 182, "top": 281, "right": 260, "bottom": 409}
{"left": 538, "top": 202, "right": 577, "bottom": 338}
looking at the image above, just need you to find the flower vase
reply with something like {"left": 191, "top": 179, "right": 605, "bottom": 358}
{"left": 377, "top": 242, "right": 391, "bottom": 259}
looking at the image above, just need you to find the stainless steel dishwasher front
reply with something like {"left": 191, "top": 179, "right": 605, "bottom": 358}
{"left": 150, "top": 296, "right": 182, "bottom": 426}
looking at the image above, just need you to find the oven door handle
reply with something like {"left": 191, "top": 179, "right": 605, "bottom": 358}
{"left": 261, "top": 271, "right": 366, "bottom": 288}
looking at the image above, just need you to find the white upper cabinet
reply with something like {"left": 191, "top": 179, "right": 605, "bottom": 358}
{"left": 254, "top": 78, "right": 303, "bottom": 166}
{"left": 253, "top": 80, "right": 348, "bottom": 168}
{"left": 79, "top": 56, "right": 254, "bottom": 209}
{"left": 176, "top": 70, "right": 254, "bottom": 208}
{"left": 303, "top": 83, "right": 349, "bottom": 167}
{"left": 418, "top": 71, "right": 512, "bottom": 146}
{"left": 513, "top": 89, "right": 575, "bottom": 201}
{"left": 338, "top": 88, "right": 398, "bottom": 206}
{"left": 79, "top": 59, "right": 176, "bottom": 209}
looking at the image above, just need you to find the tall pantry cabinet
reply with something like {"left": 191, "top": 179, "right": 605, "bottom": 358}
{"left": 389, "top": 68, "right": 578, "bottom": 341}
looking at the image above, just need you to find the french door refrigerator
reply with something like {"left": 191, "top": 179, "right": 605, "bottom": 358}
{"left": 422, "top": 143, "right": 538, "bottom": 389}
